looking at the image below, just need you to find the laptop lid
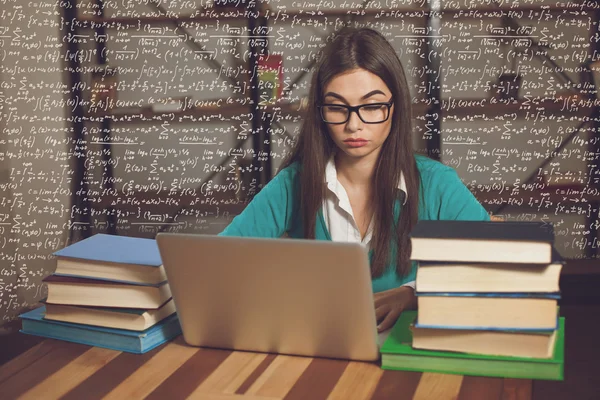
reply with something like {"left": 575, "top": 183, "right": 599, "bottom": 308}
{"left": 156, "top": 233, "right": 379, "bottom": 361}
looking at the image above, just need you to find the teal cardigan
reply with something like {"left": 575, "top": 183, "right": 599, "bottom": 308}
{"left": 218, "top": 154, "right": 490, "bottom": 293}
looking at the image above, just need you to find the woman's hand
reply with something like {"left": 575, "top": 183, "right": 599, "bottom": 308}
{"left": 374, "top": 286, "right": 417, "bottom": 332}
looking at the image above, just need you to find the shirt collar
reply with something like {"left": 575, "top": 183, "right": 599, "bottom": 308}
{"left": 325, "top": 155, "right": 408, "bottom": 205}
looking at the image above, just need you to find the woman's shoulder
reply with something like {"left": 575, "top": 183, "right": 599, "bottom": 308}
{"left": 270, "top": 161, "right": 302, "bottom": 185}
{"left": 414, "top": 154, "right": 467, "bottom": 195}
{"left": 414, "top": 154, "right": 455, "bottom": 176}
{"left": 275, "top": 161, "right": 301, "bottom": 177}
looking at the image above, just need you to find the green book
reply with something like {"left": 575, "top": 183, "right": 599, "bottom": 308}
{"left": 380, "top": 311, "right": 564, "bottom": 381}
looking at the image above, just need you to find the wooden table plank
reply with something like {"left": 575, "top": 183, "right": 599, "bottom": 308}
{"left": 236, "top": 354, "right": 277, "bottom": 394}
{"left": 17, "top": 347, "right": 120, "bottom": 400}
{"left": 189, "top": 351, "right": 269, "bottom": 397}
{"left": 245, "top": 355, "right": 312, "bottom": 398}
{"left": 284, "top": 358, "right": 349, "bottom": 400}
{"left": 102, "top": 340, "right": 199, "bottom": 399}
{"left": 186, "top": 395, "right": 280, "bottom": 400}
{"left": 502, "top": 378, "right": 533, "bottom": 400}
{"left": 61, "top": 344, "right": 165, "bottom": 400}
{"left": 458, "top": 376, "right": 504, "bottom": 400}
{"left": 327, "top": 361, "right": 384, "bottom": 400}
{"left": 371, "top": 370, "right": 422, "bottom": 400}
{"left": 0, "top": 332, "right": 46, "bottom": 368}
{"left": 0, "top": 340, "right": 90, "bottom": 399}
{"left": 146, "top": 347, "right": 233, "bottom": 399}
{"left": 0, "top": 340, "right": 55, "bottom": 385}
{"left": 413, "top": 372, "right": 464, "bottom": 400}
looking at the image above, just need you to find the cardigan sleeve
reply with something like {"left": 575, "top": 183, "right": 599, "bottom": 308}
{"left": 218, "top": 164, "right": 299, "bottom": 238}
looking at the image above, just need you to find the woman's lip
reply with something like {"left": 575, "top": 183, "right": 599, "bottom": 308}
{"left": 344, "top": 139, "right": 367, "bottom": 142}
{"left": 345, "top": 141, "right": 368, "bottom": 148}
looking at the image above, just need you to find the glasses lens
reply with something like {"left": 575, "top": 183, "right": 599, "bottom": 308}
{"left": 358, "top": 104, "right": 389, "bottom": 123}
{"left": 322, "top": 105, "right": 349, "bottom": 123}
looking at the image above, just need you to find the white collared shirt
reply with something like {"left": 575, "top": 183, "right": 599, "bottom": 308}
{"left": 322, "top": 156, "right": 416, "bottom": 290}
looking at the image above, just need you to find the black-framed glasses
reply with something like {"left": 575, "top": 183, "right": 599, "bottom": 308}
{"left": 317, "top": 100, "right": 394, "bottom": 124}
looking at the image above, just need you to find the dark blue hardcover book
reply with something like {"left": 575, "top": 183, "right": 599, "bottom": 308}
{"left": 410, "top": 220, "right": 554, "bottom": 242}
{"left": 19, "top": 306, "right": 182, "bottom": 354}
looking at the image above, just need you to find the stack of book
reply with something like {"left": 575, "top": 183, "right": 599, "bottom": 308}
{"left": 381, "top": 220, "right": 565, "bottom": 380}
{"left": 20, "top": 234, "right": 181, "bottom": 354}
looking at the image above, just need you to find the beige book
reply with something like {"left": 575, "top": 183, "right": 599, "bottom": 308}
{"left": 412, "top": 325, "right": 557, "bottom": 358}
{"left": 416, "top": 261, "right": 562, "bottom": 293}
{"left": 55, "top": 257, "right": 167, "bottom": 285}
{"left": 44, "top": 275, "right": 172, "bottom": 309}
{"left": 43, "top": 299, "right": 176, "bottom": 331}
{"left": 417, "top": 295, "right": 558, "bottom": 330}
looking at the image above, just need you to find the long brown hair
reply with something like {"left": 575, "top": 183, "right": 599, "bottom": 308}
{"left": 280, "top": 27, "right": 420, "bottom": 278}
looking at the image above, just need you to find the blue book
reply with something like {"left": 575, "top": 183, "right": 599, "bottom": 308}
{"left": 53, "top": 234, "right": 166, "bottom": 285}
{"left": 20, "top": 306, "right": 182, "bottom": 354}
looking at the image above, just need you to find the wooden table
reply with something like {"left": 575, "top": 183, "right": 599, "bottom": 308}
{"left": 0, "top": 335, "right": 532, "bottom": 400}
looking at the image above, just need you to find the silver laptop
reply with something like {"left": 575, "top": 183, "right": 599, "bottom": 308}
{"left": 156, "top": 233, "right": 380, "bottom": 361}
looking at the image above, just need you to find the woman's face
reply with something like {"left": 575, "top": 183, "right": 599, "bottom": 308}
{"left": 321, "top": 68, "right": 394, "bottom": 162}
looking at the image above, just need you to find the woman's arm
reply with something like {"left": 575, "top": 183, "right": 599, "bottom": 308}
{"left": 218, "top": 165, "right": 299, "bottom": 238}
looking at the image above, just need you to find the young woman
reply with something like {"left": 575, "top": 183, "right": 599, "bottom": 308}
{"left": 219, "top": 27, "right": 490, "bottom": 332}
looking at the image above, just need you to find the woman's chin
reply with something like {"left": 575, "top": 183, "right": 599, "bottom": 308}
{"left": 339, "top": 146, "right": 377, "bottom": 159}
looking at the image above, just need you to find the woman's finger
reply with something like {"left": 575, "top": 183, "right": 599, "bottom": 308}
{"left": 377, "top": 307, "right": 402, "bottom": 332}
{"left": 373, "top": 293, "right": 391, "bottom": 308}
{"left": 375, "top": 304, "right": 390, "bottom": 322}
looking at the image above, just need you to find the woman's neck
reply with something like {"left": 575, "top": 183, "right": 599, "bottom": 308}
{"left": 334, "top": 152, "right": 378, "bottom": 188}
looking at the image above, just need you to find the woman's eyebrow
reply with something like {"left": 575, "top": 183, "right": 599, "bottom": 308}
{"left": 323, "top": 89, "right": 387, "bottom": 102}
{"left": 360, "top": 90, "right": 386, "bottom": 100}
